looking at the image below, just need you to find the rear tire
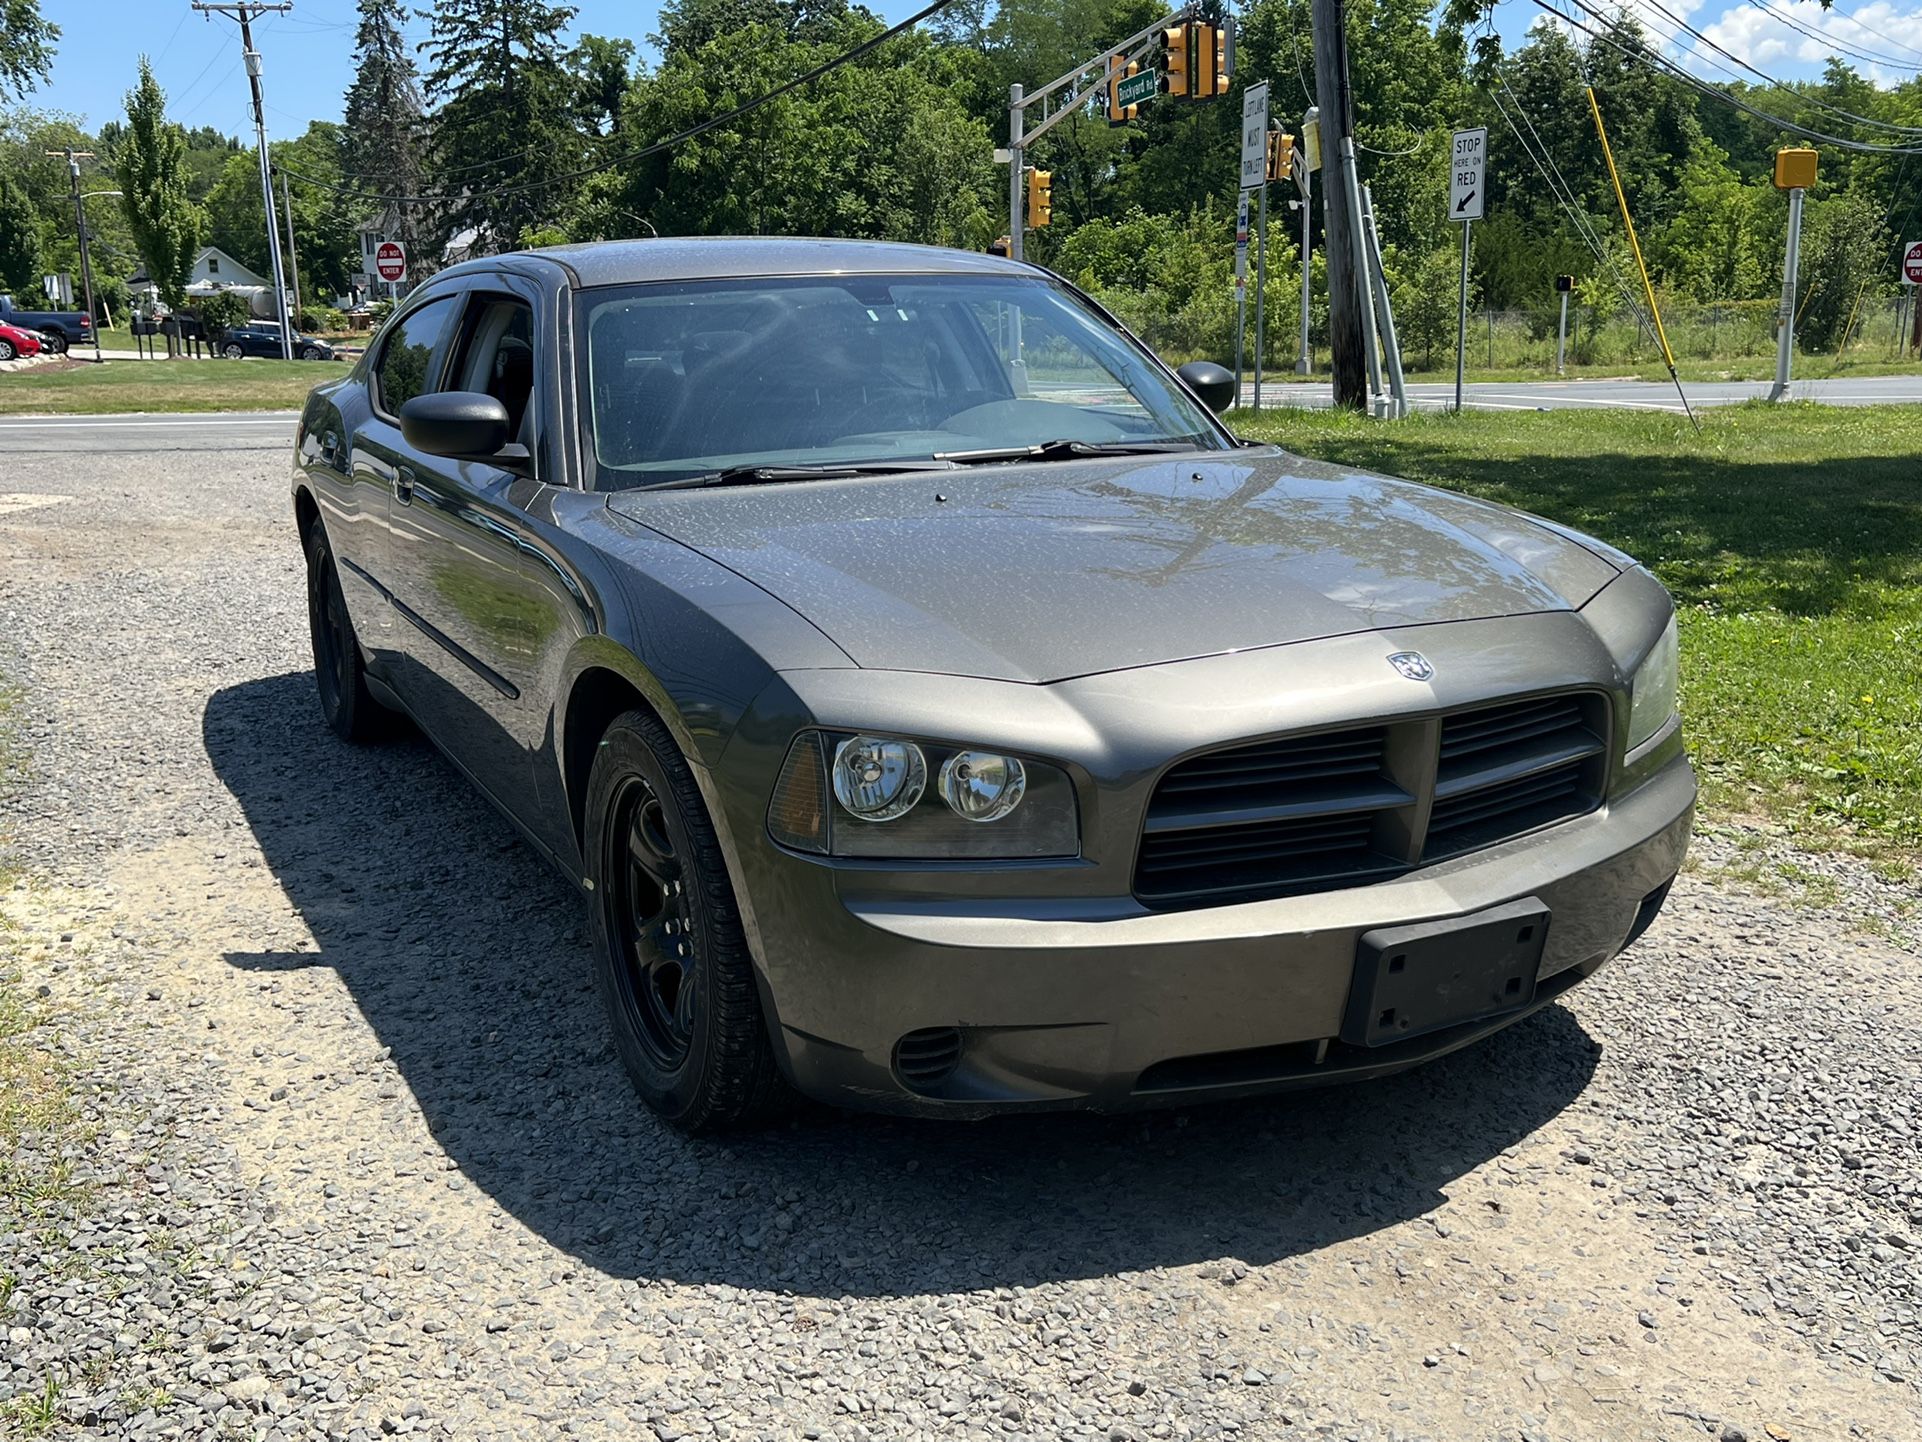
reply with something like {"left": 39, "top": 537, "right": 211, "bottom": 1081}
{"left": 41, "top": 332, "right": 66, "bottom": 356}
{"left": 584, "top": 709, "right": 789, "bottom": 1133}
{"left": 303, "top": 519, "right": 393, "bottom": 743}
{"left": 223, "top": 343, "right": 244, "bottom": 359}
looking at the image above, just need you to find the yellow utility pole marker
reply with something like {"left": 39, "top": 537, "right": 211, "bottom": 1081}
{"left": 1586, "top": 87, "right": 1695, "bottom": 427}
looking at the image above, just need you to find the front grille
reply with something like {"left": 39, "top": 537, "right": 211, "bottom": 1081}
{"left": 1136, "top": 728, "right": 1409, "bottom": 908}
{"left": 1423, "top": 696, "right": 1607, "bottom": 861}
{"left": 1134, "top": 692, "right": 1608, "bottom": 910}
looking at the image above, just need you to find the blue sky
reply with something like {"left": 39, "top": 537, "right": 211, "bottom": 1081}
{"left": 30, "top": 0, "right": 1913, "bottom": 144}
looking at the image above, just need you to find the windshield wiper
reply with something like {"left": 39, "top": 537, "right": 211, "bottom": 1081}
{"left": 644, "top": 459, "right": 955, "bottom": 491}
{"left": 933, "top": 438, "right": 1203, "bottom": 466}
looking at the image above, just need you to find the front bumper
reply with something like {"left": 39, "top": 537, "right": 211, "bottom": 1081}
{"left": 750, "top": 750, "right": 1693, "bottom": 1116}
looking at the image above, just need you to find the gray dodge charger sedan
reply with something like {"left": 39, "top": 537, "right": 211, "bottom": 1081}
{"left": 291, "top": 237, "right": 1693, "bottom": 1132}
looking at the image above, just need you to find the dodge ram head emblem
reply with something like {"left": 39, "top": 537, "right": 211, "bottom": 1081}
{"left": 1387, "top": 651, "right": 1435, "bottom": 682}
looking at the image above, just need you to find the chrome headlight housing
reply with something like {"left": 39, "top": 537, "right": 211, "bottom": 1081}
{"left": 1625, "top": 614, "right": 1680, "bottom": 753}
{"left": 768, "top": 730, "right": 1079, "bottom": 859}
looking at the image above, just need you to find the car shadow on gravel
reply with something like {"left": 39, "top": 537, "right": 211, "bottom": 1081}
{"left": 207, "top": 670, "right": 1601, "bottom": 1300}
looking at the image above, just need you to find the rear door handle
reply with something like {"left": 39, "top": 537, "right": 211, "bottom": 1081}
{"left": 395, "top": 466, "right": 415, "bottom": 506}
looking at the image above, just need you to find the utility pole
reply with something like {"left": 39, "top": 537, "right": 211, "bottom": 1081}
{"left": 1767, "top": 150, "right": 1817, "bottom": 403}
{"left": 1310, "top": 0, "right": 1365, "bottom": 409}
{"left": 45, "top": 148, "right": 103, "bottom": 364}
{"left": 1296, "top": 108, "right": 1316, "bottom": 375}
{"left": 278, "top": 166, "right": 301, "bottom": 314}
{"left": 193, "top": 2, "right": 294, "bottom": 360}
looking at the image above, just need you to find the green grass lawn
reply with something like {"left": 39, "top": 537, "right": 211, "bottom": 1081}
{"left": 1233, "top": 401, "right": 1922, "bottom": 870}
{"left": 0, "top": 357, "right": 347, "bottom": 415}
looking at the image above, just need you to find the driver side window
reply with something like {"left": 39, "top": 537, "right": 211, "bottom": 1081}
{"left": 373, "top": 297, "right": 458, "bottom": 417}
{"left": 449, "top": 297, "right": 537, "bottom": 450}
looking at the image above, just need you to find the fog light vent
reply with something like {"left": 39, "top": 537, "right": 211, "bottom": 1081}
{"left": 893, "top": 1027, "right": 963, "bottom": 1091}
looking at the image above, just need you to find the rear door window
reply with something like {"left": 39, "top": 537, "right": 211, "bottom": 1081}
{"left": 373, "top": 297, "right": 459, "bottom": 417}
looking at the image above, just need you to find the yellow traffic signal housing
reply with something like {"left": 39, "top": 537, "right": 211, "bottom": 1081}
{"left": 1106, "top": 54, "right": 1138, "bottom": 125}
{"left": 1773, "top": 147, "right": 1817, "bottom": 190}
{"left": 1267, "top": 131, "right": 1294, "bottom": 182}
{"left": 1160, "top": 26, "right": 1189, "bottom": 98}
{"left": 1026, "top": 168, "right": 1053, "bottom": 228}
{"left": 1190, "top": 24, "right": 1227, "bottom": 99}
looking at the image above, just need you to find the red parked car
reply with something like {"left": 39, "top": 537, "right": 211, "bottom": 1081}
{"left": 0, "top": 323, "right": 44, "bottom": 361}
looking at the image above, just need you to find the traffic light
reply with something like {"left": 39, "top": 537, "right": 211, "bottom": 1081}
{"left": 1160, "top": 25, "right": 1188, "bottom": 98}
{"left": 1266, "top": 131, "right": 1294, "bottom": 183}
{"left": 1191, "top": 24, "right": 1227, "bottom": 99}
{"left": 1106, "top": 54, "right": 1138, "bottom": 126}
{"left": 1026, "top": 168, "right": 1052, "bottom": 228}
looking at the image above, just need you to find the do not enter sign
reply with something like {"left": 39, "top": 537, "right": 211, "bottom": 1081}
{"left": 375, "top": 241, "right": 407, "bottom": 283}
{"left": 1903, "top": 239, "right": 1922, "bottom": 286}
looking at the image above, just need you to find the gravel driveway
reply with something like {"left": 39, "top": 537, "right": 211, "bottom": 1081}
{"left": 0, "top": 430, "right": 1917, "bottom": 1442}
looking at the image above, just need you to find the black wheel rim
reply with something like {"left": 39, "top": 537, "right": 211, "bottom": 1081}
{"left": 309, "top": 550, "right": 352, "bottom": 719}
{"left": 605, "top": 774, "right": 698, "bottom": 1072}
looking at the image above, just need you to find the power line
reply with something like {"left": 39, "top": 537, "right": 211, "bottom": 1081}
{"left": 1742, "top": 0, "right": 1922, "bottom": 74}
{"left": 1625, "top": 0, "right": 1922, "bottom": 134}
{"left": 1534, "top": 0, "right": 1922, "bottom": 155}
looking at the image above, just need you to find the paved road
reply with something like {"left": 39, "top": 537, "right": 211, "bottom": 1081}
{"left": 0, "top": 410, "right": 297, "bottom": 454}
{"left": 1246, "top": 373, "right": 1922, "bottom": 412}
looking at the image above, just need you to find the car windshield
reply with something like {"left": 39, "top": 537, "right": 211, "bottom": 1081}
{"left": 578, "top": 272, "right": 1228, "bottom": 489}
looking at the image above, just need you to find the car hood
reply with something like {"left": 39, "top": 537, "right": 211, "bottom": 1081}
{"left": 606, "top": 448, "right": 1624, "bottom": 684}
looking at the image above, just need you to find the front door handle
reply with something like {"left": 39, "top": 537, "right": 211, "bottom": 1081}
{"left": 395, "top": 466, "right": 415, "bottom": 506}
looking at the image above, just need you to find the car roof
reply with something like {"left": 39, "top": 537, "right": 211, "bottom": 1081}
{"left": 439, "top": 236, "right": 1040, "bottom": 290}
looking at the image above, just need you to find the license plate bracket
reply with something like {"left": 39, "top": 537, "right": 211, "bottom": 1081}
{"left": 1342, "top": 898, "right": 1550, "bottom": 1048}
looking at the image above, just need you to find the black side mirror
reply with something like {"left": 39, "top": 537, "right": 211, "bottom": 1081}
{"left": 1176, "top": 361, "right": 1238, "bottom": 415}
{"left": 400, "top": 391, "right": 523, "bottom": 466}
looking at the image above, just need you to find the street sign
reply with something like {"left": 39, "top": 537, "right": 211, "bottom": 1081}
{"left": 1450, "top": 127, "right": 1486, "bottom": 221}
{"left": 1240, "top": 82, "right": 1270, "bottom": 190}
{"left": 374, "top": 241, "right": 407, "bottom": 284}
{"left": 1116, "top": 67, "right": 1158, "bottom": 109}
{"left": 1903, "top": 239, "right": 1922, "bottom": 285}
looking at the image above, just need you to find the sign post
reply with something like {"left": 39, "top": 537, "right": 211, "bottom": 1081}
{"left": 1902, "top": 240, "right": 1921, "bottom": 359}
{"left": 1769, "top": 149, "right": 1818, "bottom": 402}
{"left": 1238, "top": 82, "right": 1269, "bottom": 413}
{"left": 1234, "top": 188, "right": 1250, "bottom": 404}
{"left": 1555, "top": 273, "right": 1573, "bottom": 376}
{"left": 1298, "top": 106, "right": 1317, "bottom": 375}
{"left": 1450, "top": 126, "right": 1486, "bottom": 414}
{"left": 374, "top": 239, "right": 407, "bottom": 299}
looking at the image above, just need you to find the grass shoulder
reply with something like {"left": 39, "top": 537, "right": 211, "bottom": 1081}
{"left": 0, "top": 356, "right": 346, "bottom": 415}
{"left": 1232, "top": 402, "right": 1922, "bottom": 872}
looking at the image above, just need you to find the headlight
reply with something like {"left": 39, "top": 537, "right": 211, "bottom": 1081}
{"left": 769, "top": 731, "right": 1078, "bottom": 859}
{"left": 831, "top": 735, "right": 926, "bottom": 821}
{"left": 1626, "top": 614, "right": 1679, "bottom": 752}
{"left": 938, "top": 751, "right": 1027, "bottom": 822}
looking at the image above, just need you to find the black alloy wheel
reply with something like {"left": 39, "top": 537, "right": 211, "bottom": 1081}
{"left": 605, "top": 772, "right": 699, "bottom": 1072}
{"left": 585, "top": 709, "right": 789, "bottom": 1132}
{"left": 302, "top": 521, "right": 392, "bottom": 743}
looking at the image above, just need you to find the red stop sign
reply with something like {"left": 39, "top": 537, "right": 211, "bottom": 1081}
{"left": 1904, "top": 240, "right": 1922, "bottom": 285}
{"left": 375, "top": 241, "right": 407, "bottom": 283}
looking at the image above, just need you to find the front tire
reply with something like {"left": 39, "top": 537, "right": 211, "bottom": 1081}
{"left": 303, "top": 520, "right": 392, "bottom": 743}
{"left": 301, "top": 346, "right": 324, "bottom": 361}
{"left": 0, "top": 340, "right": 16, "bottom": 362}
{"left": 585, "top": 709, "right": 789, "bottom": 1133}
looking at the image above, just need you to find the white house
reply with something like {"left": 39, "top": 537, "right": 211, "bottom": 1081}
{"left": 130, "top": 246, "right": 282, "bottom": 318}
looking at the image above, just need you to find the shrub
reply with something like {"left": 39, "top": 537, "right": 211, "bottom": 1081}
{"left": 195, "top": 289, "right": 252, "bottom": 338}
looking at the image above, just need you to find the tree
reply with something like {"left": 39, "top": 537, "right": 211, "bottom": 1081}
{"left": 419, "top": 0, "right": 582, "bottom": 252}
{"left": 115, "top": 58, "right": 204, "bottom": 310}
{"left": 0, "top": 169, "right": 39, "bottom": 293}
{"left": 206, "top": 125, "right": 362, "bottom": 301}
{"left": 343, "top": 0, "right": 425, "bottom": 277}
{"left": 0, "top": 0, "right": 59, "bottom": 101}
